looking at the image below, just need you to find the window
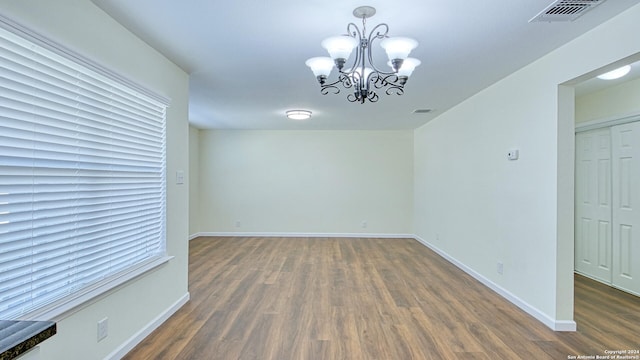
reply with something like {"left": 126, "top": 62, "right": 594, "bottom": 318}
{"left": 0, "top": 17, "right": 169, "bottom": 320}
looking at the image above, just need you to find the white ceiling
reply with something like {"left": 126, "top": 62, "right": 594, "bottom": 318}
{"left": 91, "top": 0, "right": 640, "bottom": 130}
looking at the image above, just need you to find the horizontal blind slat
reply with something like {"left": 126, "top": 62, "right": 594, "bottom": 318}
{"left": 0, "top": 22, "right": 167, "bottom": 320}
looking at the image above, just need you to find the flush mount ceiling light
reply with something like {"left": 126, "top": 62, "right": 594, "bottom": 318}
{"left": 286, "top": 110, "right": 312, "bottom": 120}
{"left": 305, "top": 6, "right": 420, "bottom": 104}
{"left": 597, "top": 65, "right": 631, "bottom": 80}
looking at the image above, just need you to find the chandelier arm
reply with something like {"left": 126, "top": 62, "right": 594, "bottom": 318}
{"left": 368, "top": 22, "right": 389, "bottom": 41}
{"left": 339, "top": 73, "right": 354, "bottom": 89}
{"left": 373, "top": 73, "right": 403, "bottom": 89}
{"left": 366, "top": 23, "right": 395, "bottom": 75}
{"left": 385, "top": 85, "right": 404, "bottom": 96}
{"left": 319, "top": 84, "right": 340, "bottom": 95}
{"left": 379, "top": 73, "right": 405, "bottom": 96}
{"left": 319, "top": 73, "right": 355, "bottom": 95}
{"left": 369, "top": 73, "right": 403, "bottom": 96}
{"left": 346, "top": 93, "right": 360, "bottom": 103}
{"left": 341, "top": 22, "right": 364, "bottom": 76}
{"left": 347, "top": 22, "right": 362, "bottom": 41}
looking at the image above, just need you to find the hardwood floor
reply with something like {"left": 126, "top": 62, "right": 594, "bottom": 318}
{"left": 123, "top": 237, "right": 640, "bottom": 359}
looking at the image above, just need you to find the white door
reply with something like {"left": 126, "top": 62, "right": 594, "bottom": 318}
{"left": 611, "top": 122, "right": 640, "bottom": 296}
{"left": 575, "top": 128, "right": 612, "bottom": 283}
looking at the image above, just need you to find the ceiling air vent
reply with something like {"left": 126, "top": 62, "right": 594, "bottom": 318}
{"left": 529, "top": 0, "right": 607, "bottom": 22}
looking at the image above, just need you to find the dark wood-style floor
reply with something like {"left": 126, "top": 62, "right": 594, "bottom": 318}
{"left": 123, "top": 237, "right": 640, "bottom": 359}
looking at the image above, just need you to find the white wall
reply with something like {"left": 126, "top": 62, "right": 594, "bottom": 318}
{"left": 197, "top": 130, "right": 413, "bottom": 236}
{"left": 576, "top": 77, "right": 640, "bottom": 123}
{"left": 189, "top": 126, "right": 201, "bottom": 236}
{"left": 413, "top": 3, "right": 640, "bottom": 330}
{"left": 0, "top": 1, "right": 190, "bottom": 359}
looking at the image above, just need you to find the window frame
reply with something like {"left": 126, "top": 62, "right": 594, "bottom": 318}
{"left": 0, "top": 14, "right": 172, "bottom": 322}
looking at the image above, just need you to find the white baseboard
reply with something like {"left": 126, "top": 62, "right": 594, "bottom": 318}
{"left": 106, "top": 292, "right": 190, "bottom": 360}
{"left": 554, "top": 320, "right": 578, "bottom": 332}
{"left": 192, "top": 231, "right": 414, "bottom": 239}
{"left": 412, "top": 235, "right": 577, "bottom": 332}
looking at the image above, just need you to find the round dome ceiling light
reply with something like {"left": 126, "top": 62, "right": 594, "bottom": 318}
{"left": 286, "top": 110, "right": 312, "bottom": 120}
{"left": 597, "top": 65, "right": 631, "bottom": 80}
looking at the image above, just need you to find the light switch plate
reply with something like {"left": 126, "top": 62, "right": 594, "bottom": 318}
{"left": 97, "top": 317, "right": 108, "bottom": 342}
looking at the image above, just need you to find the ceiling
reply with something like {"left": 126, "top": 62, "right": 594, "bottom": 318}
{"left": 91, "top": 0, "right": 640, "bottom": 130}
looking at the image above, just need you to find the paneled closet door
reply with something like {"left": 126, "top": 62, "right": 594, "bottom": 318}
{"left": 575, "top": 128, "right": 612, "bottom": 283}
{"left": 611, "top": 122, "right": 640, "bottom": 296}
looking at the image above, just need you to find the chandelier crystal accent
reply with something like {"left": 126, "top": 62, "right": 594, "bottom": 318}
{"left": 306, "top": 6, "right": 420, "bottom": 104}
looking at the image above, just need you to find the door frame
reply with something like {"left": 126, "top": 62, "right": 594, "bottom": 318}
{"left": 576, "top": 113, "right": 640, "bottom": 133}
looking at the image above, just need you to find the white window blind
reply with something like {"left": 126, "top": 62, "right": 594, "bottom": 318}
{"left": 0, "top": 20, "right": 167, "bottom": 320}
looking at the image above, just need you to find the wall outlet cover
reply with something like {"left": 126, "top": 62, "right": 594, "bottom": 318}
{"left": 97, "top": 317, "right": 108, "bottom": 342}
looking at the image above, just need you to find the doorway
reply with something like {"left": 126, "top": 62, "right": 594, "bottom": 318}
{"left": 575, "top": 120, "right": 640, "bottom": 296}
{"left": 572, "top": 58, "right": 640, "bottom": 300}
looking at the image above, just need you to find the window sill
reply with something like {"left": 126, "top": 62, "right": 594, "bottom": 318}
{"left": 23, "top": 255, "right": 174, "bottom": 322}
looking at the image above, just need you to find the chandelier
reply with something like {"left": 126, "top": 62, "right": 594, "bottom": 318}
{"left": 305, "top": 6, "right": 420, "bottom": 104}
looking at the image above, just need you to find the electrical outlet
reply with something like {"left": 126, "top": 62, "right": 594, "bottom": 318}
{"left": 361, "top": 220, "right": 367, "bottom": 229}
{"left": 97, "top": 317, "right": 108, "bottom": 342}
{"left": 497, "top": 262, "right": 504, "bottom": 275}
{"left": 235, "top": 220, "right": 241, "bottom": 228}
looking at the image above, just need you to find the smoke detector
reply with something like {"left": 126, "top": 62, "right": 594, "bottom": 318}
{"left": 530, "top": 0, "right": 607, "bottom": 22}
